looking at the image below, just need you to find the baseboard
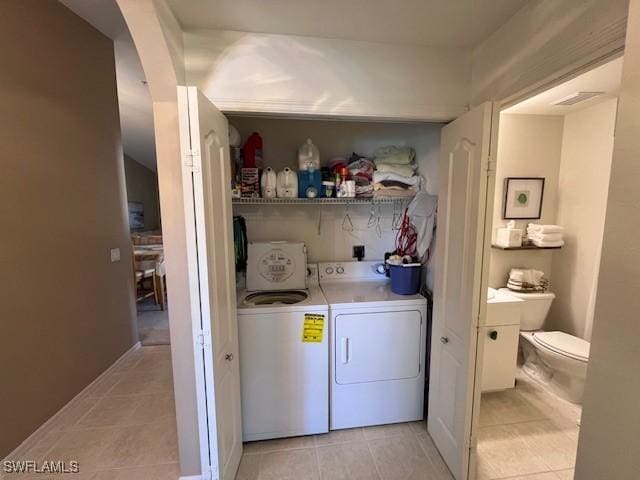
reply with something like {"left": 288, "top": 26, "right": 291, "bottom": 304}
{"left": 3, "top": 341, "right": 142, "bottom": 462}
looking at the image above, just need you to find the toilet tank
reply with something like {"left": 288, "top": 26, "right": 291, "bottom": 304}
{"left": 497, "top": 288, "right": 555, "bottom": 331}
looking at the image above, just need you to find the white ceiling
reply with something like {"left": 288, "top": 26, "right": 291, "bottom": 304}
{"left": 59, "top": 0, "right": 157, "bottom": 171}
{"left": 59, "top": 0, "right": 530, "bottom": 170}
{"left": 166, "top": 0, "right": 527, "bottom": 48}
{"left": 504, "top": 57, "right": 624, "bottom": 116}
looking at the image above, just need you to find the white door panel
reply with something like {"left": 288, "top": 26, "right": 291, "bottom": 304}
{"left": 335, "top": 311, "right": 422, "bottom": 384}
{"left": 178, "top": 86, "right": 242, "bottom": 480}
{"left": 428, "top": 102, "right": 497, "bottom": 480}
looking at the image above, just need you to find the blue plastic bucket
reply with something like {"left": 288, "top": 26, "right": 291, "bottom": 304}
{"left": 389, "top": 264, "right": 421, "bottom": 295}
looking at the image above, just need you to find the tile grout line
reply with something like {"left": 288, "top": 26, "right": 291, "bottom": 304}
{"left": 312, "top": 439, "right": 322, "bottom": 480}
{"left": 364, "top": 435, "right": 384, "bottom": 480}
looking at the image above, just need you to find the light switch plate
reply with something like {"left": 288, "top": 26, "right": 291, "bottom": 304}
{"left": 110, "top": 248, "right": 121, "bottom": 262}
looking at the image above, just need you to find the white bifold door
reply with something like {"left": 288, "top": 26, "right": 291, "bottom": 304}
{"left": 178, "top": 86, "right": 243, "bottom": 480}
{"left": 428, "top": 103, "right": 497, "bottom": 480}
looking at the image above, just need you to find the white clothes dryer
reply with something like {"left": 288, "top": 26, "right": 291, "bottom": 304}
{"left": 319, "top": 261, "right": 427, "bottom": 430}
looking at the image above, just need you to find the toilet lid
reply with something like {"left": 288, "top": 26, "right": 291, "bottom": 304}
{"left": 532, "top": 331, "right": 590, "bottom": 362}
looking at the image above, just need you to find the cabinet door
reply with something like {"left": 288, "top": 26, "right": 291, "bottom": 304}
{"left": 335, "top": 311, "right": 422, "bottom": 385}
{"left": 481, "top": 325, "right": 520, "bottom": 392}
{"left": 178, "top": 86, "right": 242, "bottom": 480}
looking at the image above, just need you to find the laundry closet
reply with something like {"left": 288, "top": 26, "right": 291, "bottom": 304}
{"left": 226, "top": 112, "right": 441, "bottom": 439}
{"left": 176, "top": 24, "right": 494, "bottom": 480}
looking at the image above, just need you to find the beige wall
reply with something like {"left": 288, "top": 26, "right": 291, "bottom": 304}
{"left": 472, "top": 0, "right": 628, "bottom": 105}
{"left": 185, "top": 29, "right": 469, "bottom": 121}
{"left": 489, "top": 114, "right": 565, "bottom": 288}
{"left": 576, "top": 0, "right": 640, "bottom": 477}
{"left": 547, "top": 99, "right": 617, "bottom": 341}
{"left": 0, "top": 1, "right": 137, "bottom": 457}
{"left": 124, "top": 154, "right": 161, "bottom": 231}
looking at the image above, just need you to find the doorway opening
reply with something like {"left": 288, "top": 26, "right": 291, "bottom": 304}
{"left": 126, "top": 158, "right": 170, "bottom": 346}
{"left": 476, "top": 56, "right": 623, "bottom": 480}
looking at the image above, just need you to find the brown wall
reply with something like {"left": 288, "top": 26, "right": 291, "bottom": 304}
{"left": 0, "top": 1, "right": 137, "bottom": 456}
{"left": 124, "top": 155, "right": 161, "bottom": 231}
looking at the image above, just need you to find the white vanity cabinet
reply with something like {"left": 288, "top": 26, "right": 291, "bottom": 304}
{"left": 482, "top": 289, "right": 524, "bottom": 392}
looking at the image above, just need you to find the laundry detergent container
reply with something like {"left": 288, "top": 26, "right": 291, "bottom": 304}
{"left": 389, "top": 264, "right": 421, "bottom": 295}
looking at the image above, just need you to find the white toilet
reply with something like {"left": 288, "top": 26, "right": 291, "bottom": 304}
{"left": 498, "top": 288, "right": 590, "bottom": 403}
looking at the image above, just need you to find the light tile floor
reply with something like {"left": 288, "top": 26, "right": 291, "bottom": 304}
{"left": 4, "top": 350, "right": 579, "bottom": 480}
{"left": 2, "top": 346, "right": 178, "bottom": 480}
{"left": 477, "top": 370, "right": 580, "bottom": 480}
{"left": 237, "top": 421, "right": 454, "bottom": 480}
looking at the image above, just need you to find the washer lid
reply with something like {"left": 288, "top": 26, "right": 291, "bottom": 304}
{"left": 243, "top": 290, "right": 308, "bottom": 306}
{"left": 247, "top": 242, "right": 307, "bottom": 291}
{"left": 532, "top": 331, "right": 590, "bottom": 362}
{"left": 237, "top": 285, "right": 328, "bottom": 314}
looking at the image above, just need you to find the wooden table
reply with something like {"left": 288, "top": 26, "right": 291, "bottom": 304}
{"left": 133, "top": 246, "right": 166, "bottom": 310}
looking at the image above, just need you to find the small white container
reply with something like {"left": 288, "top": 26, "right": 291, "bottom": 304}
{"left": 496, "top": 222, "right": 523, "bottom": 248}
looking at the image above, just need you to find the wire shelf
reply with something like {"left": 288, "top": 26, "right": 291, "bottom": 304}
{"left": 231, "top": 196, "right": 414, "bottom": 206}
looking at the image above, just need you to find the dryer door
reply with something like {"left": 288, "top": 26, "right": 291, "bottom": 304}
{"left": 335, "top": 310, "right": 422, "bottom": 384}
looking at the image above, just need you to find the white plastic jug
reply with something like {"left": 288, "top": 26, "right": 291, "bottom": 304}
{"left": 276, "top": 168, "right": 298, "bottom": 198}
{"left": 298, "top": 139, "right": 320, "bottom": 171}
{"left": 261, "top": 167, "right": 277, "bottom": 198}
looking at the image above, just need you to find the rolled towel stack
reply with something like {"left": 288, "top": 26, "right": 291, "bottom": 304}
{"left": 527, "top": 224, "right": 565, "bottom": 247}
{"left": 372, "top": 146, "right": 419, "bottom": 198}
{"left": 507, "top": 268, "right": 549, "bottom": 293}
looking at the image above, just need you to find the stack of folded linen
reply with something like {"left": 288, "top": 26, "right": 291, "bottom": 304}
{"left": 527, "top": 224, "right": 564, "bottom": 247}
{"left": 507, "top": 268, "right": 549, "bottom": 293}
{"left": 372, "top": 146, "right": 419, "bottom": 197}
{"left": 347, "top": 154, "right": 376, "bottom": 197}
{"left": 372, "top": 172, "right": 421, "bottom": 197}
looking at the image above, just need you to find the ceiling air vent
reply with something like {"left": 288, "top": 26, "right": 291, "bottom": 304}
{"left": 552, "top": 91, "right": 605, "bottom": 106}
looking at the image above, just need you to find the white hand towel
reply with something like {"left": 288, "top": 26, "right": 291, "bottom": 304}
{"left": 372, "top": 171, "right": 421, "bottom": 186}
{"left": 528, "top": 232, "right": 563, "bottom": 242}
{"left": 531, "top": 238, "right": 565, "bottom": 248}
{"left": 509, "top": 268, "right": 546, "bottom": 285}
{"left": 527, "top": 224, "right": 564, "bottom": 234}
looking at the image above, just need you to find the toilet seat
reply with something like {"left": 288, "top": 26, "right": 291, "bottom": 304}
{"left": 532, "top": 331, "right": 590, "bottom": 362}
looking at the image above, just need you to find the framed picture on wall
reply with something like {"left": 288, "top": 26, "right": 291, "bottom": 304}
{"left": 128, "top": 201, "right": 145, "bottom": 230}
{"left": 503, "top": 177, "right": 545, "bottom": 219}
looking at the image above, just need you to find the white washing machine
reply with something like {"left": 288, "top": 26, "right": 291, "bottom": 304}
{"left": 237, "top": 242, "right": 329, "bottom": 441}
{"left": 319, "top": 261, "right": 427, "bottom": 430}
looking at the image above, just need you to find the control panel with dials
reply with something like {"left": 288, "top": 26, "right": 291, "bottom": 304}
{"left": 318, "top": 261, "right": 387, "bottom": 282}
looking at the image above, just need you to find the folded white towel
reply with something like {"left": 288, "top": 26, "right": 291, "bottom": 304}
{"left": 373, "top": 146, "right": 416, "bottom": 165}
{"left": 528, "top": 224, "right": 564, "bottom": 234}
{"left": 528, "top": 232, "right": 563, "bottom": 242}
{"left": 531, "top": 238, "right": 565, "bottom": 248}
{"left": 372, "top": 171, "right": 422, "bottom": 186}
{"left": 375, "top": 163, "right": 417, "bottom": 177}
{"left": 509, "top": 268, "right": 545, "bottom": 285}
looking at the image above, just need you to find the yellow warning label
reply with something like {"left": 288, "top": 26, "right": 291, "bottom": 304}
{"left": 302, "top": 313, "right": 325, "bottom": 343}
